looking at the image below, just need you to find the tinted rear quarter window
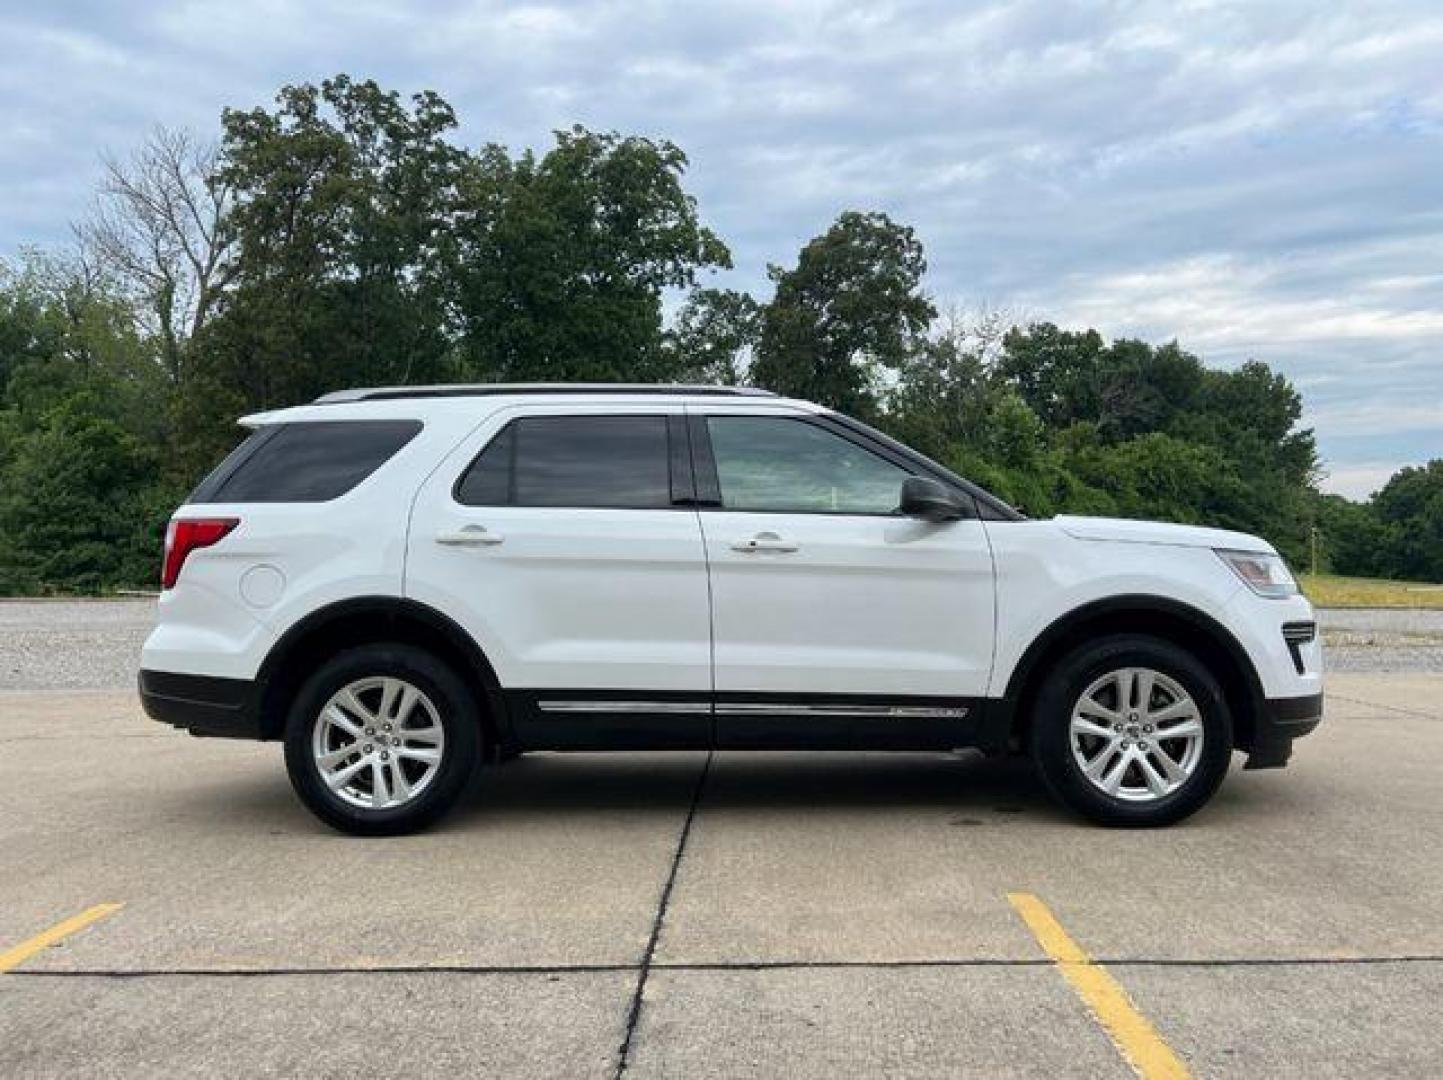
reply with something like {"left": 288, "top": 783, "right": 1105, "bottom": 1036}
{"left": 456, "top": 415, "right": 672, "bottom": 508}
{"left": 190, "top": 420, "right": 422, "bottom": 503}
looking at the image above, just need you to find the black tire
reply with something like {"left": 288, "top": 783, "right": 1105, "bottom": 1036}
{"left": 1030, "top": 634, "right": 1233, "bottom": 827}
{"left": 283, "top": 643, "right": 482, "bottom": 836}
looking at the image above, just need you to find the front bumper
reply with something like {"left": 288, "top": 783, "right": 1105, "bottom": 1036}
{"left": 139, "top": 669, "right": 263, "bottom": 739}
{"left": 1244, "top": 691, "right": 1324, "bottom": 770}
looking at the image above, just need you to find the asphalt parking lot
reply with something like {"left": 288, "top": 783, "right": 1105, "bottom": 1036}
{"left": 3, "top": 601, "right": 1442, "bottom": 1077}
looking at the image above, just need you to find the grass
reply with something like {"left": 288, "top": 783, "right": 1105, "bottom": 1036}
{"left": 1300, "top": 573, "right": 1443, "bottom": 609}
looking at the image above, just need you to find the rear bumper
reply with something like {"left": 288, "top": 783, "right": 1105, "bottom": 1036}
{"left": 1244, "top": 691, "right": 1323, "bottom": 770}
{"left": 138, "top": 669, "right": 264, "bottom": 739}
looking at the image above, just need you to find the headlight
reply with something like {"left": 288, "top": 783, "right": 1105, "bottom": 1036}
{"left": 1215, "top": 549, "right": 1298, "bottom": 598}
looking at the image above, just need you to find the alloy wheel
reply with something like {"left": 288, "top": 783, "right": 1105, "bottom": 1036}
{"left": 1068, "top": 666, "right": 1204, "bottom": 803}
{"left": 311, "top": 676, "right": 446, "bottom": 810}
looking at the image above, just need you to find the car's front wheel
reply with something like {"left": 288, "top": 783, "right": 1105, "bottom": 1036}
{"left": 283, "top": 644, "right": 481, "bottom": 835}
{"left": 1030, "top": 634, "right": 1233, "bottom": 826}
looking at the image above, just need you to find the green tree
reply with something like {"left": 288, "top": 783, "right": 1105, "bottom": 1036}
{"left": 447, "top": 127, "right": 730, "bottom": 382}
{"left": 888, "top": 312, "right": 1010, "bottom": 463}
{"left": 0, "top": 398, "right": 166, "bottom": 591}
{"left": 201, "top": 77, "right": 466, "bottom": 415}
{"left": 995, "top": 323, "right": 1317, "bottom": 558}
{"left": 995, "top": 323, "right": 1107, "bottom": 430}
{"left": 753, "top": 211, "right": 935, "bottom": 419}
{"left": 0, "top": 253, "right": 167, "bottom": 441}
{"left": 1371, "top": 460, "right": 1443, "bottom": 580}
{"left": 0, "top": 256, "right": 177, "bottom": 591}
{"left": 0, "top": 257, "right": 56, "bottom": 398}
{"left": 666, "top": 288, "right": 761, "bottom": 385}
{"left": 998, "top": 326, "right": 1209, "bottom": 441}
{"left": 1311, "top": 493, "right": 1388, "bottom": 577}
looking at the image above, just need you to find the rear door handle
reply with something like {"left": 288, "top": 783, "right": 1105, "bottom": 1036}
{"left": 731, "top": 532, "right": 798, "bottom": 554}
{"left": 435, "top": 525, "right": 504, "bottom": 547}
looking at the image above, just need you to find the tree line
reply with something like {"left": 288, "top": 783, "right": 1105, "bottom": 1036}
{"left": 0, "top": 75, "right": 1437, "bottom": 592}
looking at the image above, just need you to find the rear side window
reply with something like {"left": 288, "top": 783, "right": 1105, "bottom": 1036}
{"left": 456, "top": 415, "right": 672, "bottom": 509}
{"left": 190, "top": 420, "right": 422, "bottom": 503}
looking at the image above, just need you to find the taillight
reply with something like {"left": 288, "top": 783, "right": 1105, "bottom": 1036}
{"left": 162, "top": 518, "right": 239, "bottom": 589}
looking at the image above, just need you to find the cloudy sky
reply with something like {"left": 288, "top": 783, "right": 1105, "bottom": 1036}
{"left": 2, "top": 1, "right": 1439, "bottom": 497}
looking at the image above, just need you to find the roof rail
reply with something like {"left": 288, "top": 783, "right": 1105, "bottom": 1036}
{"left": 314, "top": 383, "right": 777, "bottom": 404}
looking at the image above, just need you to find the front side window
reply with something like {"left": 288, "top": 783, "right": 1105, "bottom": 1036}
{"left": 706, "top": 416, "right": 910, "bottom": 514}
{"left": 456, "top": 415, "right": 673, "bottom": 509}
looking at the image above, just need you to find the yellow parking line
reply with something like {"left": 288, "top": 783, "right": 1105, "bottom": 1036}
{"left": 1008, "top": 892, "right": 1190, "bottom": 1080}
{"left": 0, "top": 903, "right": 122, "bottom": 974}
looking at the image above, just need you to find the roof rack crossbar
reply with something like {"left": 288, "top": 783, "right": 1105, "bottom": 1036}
{"left": 314, "top": 383, "right": 777, "bottom": 404}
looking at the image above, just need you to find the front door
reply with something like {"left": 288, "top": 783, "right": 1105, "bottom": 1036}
{"left": 692, "top": 410, "right": 996, "bottom": 749}
{"left": 406, "top": 405, "right": 713, "bottom": 749}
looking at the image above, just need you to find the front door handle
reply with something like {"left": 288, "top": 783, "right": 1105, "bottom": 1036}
{"left": 435, "top": 525, "right": 504, "bottom": 547}
{"left": 731, "top": 531, "right": 799, "bottom": 554}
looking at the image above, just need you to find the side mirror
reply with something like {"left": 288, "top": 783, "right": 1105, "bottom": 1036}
{"left": 899, "top": 476, "right": 968, "bottom": 523}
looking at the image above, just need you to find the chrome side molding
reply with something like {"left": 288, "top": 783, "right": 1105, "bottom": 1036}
{"left": 536, "top": 699, "right": 968, "bottom": 720}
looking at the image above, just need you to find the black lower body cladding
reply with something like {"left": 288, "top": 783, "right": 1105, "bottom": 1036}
{"left": 1244, "top": 692, "right": 1324, "bottom": 769}
{"left": 138, "top": 669, "right": 261, "bottom": 739}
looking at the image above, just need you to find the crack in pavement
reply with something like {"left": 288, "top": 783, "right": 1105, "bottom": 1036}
{"left": 0, "top": 732, "right": 171, "bottom": 744}
{"left": 1327, "top": 693, "right": 1443, "bottom": 722}
{"left": 10, "top": 954, "right": 1441, "bottom": 979}
{"left": 612, "top": 749, "right": 713, "bottom": 1079}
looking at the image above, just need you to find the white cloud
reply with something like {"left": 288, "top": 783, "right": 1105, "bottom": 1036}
{"left": 1307, "top": 402, "right": 1443, "bottom": 439}
{"left": 1319, "top": 463, "right": 1404, "bottom": 501}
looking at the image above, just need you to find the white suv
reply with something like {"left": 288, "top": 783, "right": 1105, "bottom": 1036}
{"left": 140, "top": 385, "right": 1323, "bottom": 834}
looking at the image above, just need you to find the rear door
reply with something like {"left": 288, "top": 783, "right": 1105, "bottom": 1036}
{"left": 691, "top": 408, "right": 996, "bottom": 749}
{"left": 406, "top": 404, "right": 713, "bottom": 749}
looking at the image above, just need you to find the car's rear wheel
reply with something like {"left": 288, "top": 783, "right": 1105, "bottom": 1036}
{"left": 283, "top": 644, "right": 481, "bottom": 835}
{"left": 1030, "top": 634, "right": 1233, "bottom": 826}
